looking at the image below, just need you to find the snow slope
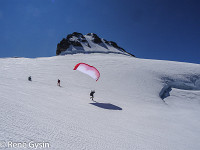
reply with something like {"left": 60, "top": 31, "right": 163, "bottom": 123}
{"left": 0, "top": 54, "right": 200, "bottom": 150}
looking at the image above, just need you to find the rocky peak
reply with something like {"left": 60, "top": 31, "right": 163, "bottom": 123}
{"left": 56, "top": 32, "right": 135, "bottom": 57}
{"left": 86, "top": 33, "right": 102, "bottom": 44}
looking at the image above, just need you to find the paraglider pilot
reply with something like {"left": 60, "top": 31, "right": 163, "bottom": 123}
{"left": 90, "top": 90, "right": 95, "bottom": 100}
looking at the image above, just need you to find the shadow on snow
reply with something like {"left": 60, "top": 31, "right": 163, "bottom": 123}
{"left": 90, "top": 101, "right": 122, "bottom": 110}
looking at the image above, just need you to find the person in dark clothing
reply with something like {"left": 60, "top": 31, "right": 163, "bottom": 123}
{"left": 28, "top": 76, "right": 32, "bottom": 81}
{"left": 57, "top": 79, "right": 60, "bottom": 86}
{"left": 90, "top": 90, "right": 95, "bottom": 100}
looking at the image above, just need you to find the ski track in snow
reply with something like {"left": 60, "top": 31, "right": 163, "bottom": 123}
{"left": 0, "top": 54, "right": 200, "bottom": 150}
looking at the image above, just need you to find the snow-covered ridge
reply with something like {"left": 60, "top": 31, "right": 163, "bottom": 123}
{"left": 56, "top": 32, "right": 135, "bottom": 56}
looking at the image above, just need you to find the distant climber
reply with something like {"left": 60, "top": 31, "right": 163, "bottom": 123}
{"left": 90, "top": 90, "right": 95, "bottom": 100}
{"left": 28, "top": 76, "right": 32, "bottom": 81}
{"left": 57, "top": 79, "right": 61, "bottom": 86}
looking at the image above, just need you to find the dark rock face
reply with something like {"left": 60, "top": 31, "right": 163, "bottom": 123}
{"left": 56, "top": 32, "right": 135, "bottom": 57}
{"left": 56, "top": 32, "right": 85, "bottom": 55}
{"left": 86, "top": 33, "right": 108, "bottom": 49}
{"left": 56, "top": 38, "right": 70, "bottom": 55}
{"left": 87, "top": 33, "right": 102, "bottom": 44}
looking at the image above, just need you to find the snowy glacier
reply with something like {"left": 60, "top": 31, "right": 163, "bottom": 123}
{"left": 0, "top": 53, "right": 200, "bottom": 150}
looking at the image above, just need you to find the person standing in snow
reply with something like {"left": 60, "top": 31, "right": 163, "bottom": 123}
{"left": 90, "top": 90, "right": 95, "bottom": 100}
{"left": 57, "top": 79, "right": 60, "bottom": 86}
{"left": 28, "top": 76, "right": 32, "bottom": 81}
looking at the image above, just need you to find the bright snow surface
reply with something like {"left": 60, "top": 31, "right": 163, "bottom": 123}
{"left": 0, "top": 54, "right": 200, "bottom": 150}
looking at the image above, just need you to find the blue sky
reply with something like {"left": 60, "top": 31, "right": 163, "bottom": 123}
{"left": 0, "top": 0, "right": 199, "bottom": 64}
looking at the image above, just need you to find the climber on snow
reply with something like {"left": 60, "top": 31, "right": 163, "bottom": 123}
{"left": 57, "top": 79, "right": 61, "bottom": 86}
{"left": 28, "top": 76, "right": 32, "bottom": 81}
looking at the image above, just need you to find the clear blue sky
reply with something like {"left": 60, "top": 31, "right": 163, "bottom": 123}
{"left": 0, "top": 0, "right": 199, "bottom": 64}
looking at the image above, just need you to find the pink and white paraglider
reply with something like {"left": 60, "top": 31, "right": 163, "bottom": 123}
{"left": 73, "top": 63, "right": 100, "bottom": 81}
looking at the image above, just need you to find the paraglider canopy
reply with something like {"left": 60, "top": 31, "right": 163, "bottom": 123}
{"left": 73, "top": 63, "right": 100, "bottom": 81}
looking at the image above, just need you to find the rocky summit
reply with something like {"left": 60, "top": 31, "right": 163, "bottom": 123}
{"left": 56, "top": 32, "right": 135, "bottom": 57}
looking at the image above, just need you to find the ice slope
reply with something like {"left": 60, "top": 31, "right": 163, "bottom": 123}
{"left": 0, "top": 54, "right": 200, "bottom": 150}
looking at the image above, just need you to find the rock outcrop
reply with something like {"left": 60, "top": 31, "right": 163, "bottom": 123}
{"left": 56, "top": 32, "right": 135, "bottom": 57}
